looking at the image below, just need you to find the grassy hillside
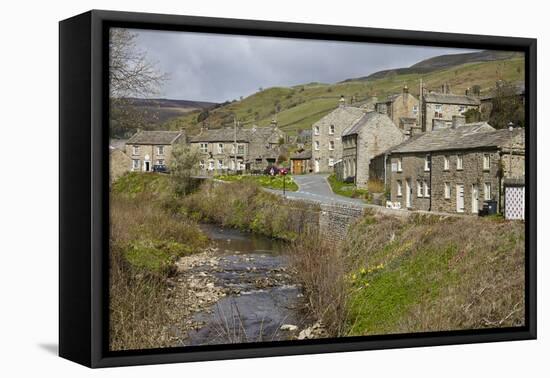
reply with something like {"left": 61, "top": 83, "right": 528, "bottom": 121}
{"left": 163, "top": 56, "right": 524, "bottom": 136}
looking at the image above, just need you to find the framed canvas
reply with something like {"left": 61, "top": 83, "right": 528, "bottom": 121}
{"left": 59, "top": 10, "right": 537, "bottom": 368}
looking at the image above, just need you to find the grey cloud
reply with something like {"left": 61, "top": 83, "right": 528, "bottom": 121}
{"left": 131, "top": 28, "right": 477, "bottom": 103}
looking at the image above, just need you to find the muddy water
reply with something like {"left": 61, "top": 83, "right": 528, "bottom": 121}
{"left": 183, "top": 224, "right": 308, "bottom": 346}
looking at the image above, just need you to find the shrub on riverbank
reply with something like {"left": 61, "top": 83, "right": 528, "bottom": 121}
{"left": 183, "top": 180, "right": 318, "bottom": 241}
{"left": 109, "top": 173, "right": 208, "bottom": 350}
{"left": 327, "top": 174, "right": 370, "bottom": 201}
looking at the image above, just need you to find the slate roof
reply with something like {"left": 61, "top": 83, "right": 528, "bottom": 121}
{"left": 126, "top": 130, "right": 182, "bottom": 145}
{"left": 423, "top": 93, "right": 480, "bottom": 106}
{"left": 342, "top": 111, "right": 398, "bottom": 137}
{"left": 480, "top": 82, "right": 525, "bottom": 101}
{"left": 290, "top": 150, "right": 312, "bottom": 160}
{"left": 390, "top": 123, "right": 525, "bottom": 154}
{"left": 189, "top": 126, "right": 282, "bottom": 143}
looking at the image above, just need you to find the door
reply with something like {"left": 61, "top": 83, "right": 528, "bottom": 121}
{"left": 314, "top": 159, "right": 320, "bottom": 173}
{"left": 471, "top": 184, "right": 479, "bottom": 214}
{"left": 405, "top": 179, "right": 412, "bottom": 208}
{"left": 456, "top": 184, "right": 464, "bottom": 213}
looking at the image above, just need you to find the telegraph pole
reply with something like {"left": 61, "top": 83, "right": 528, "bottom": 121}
{"left": 233, "top": 117, "right": 238, "bottom": 173}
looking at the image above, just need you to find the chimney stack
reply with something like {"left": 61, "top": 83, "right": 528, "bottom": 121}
{"left": 403, "top": 84, "right": 409, "bottom": 94}
{"left": 452, "top": 115, "right": 466, "bottom": 129}
{"left": 339, "top": 95, "right": 346, "bottom": 107}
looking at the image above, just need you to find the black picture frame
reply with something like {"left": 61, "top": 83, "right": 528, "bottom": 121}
{"left": 59, "top": 9, "right": 537, "bottom": 368}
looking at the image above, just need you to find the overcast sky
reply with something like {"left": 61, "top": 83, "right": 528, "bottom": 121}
{"left": 129, "top": 28, "right": 477, "bottom": 103}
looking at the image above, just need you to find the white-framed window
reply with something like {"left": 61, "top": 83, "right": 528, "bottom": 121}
{"left": 199, "top": 160, "right": 205, "bottom": 169}
{"left": 484, "top": 182, "right": 491, "bottom": 201}
{"left": 413, "top": 105, "right": 419, "bottom": 115}
{"left": 459, "top": 105, "right": 466, "bottom": 114}
{"left": 328, "top": 158, "right": 334, "bottom": 167}
{"left": 314, "top": 126, "right": 320, "bottom": 136}
{"left": 417, "top": 180, "right": 423, "bottom": 197}
{"left": 208, "top": 160, "right": 214, "bottom": 170}
{"left": 156, "top": 145, "right": 165, "bottom": 155}
{"left": 457, "top": 154, "right": 463, "bottom": 170}
{"left": 314, "top": 141, "right": 320, "bottom": 151}
{"left": 237, "top": 144, "right": 245, "bottom": 155}
{"left": 200, "top": 143, "right": 208, "bottom": 153}
{"left": 156, "top": 159, "right": 165, "bottom": 165}
{"left": 435, "top": 104, "right": 442, "bottom": 111}
{"left": 424, "top": 181, "right": 430, "bottom": 197}
{"left": 217, "top": 159, "right": 223, "bottom": 169}
{"left": 424, "top": 155, "right": 431, "bottom": 171}
{"left": 443, "top": 155, "right": 450, "bottom": 171}
{"left": 329, "top": 124, "right": 335, "bottom": 135}
{"left": 132, "top": 159, "right": 140, "bottom": 171}
{"left": 132, "top": 145, "right": 139, "bottom": 155}
{"left": 397, "top": 180, "right": 402, "bottom": 197}
{"left": 444, "top": 182, "right": 451, "bottom": 199}
{"left": 434, "top": 104, "right": 443, "bottom": 118}
{"left": 483, "top": 153, "right": 490, "bottom": 171}
{"left": 237, "top": 160, "right": 244, "bottom": 170}
{"left": 397, "top": 157, "right": 403, "bottom": 172}
{"left": 217, "top": 143, "right": 224, "bottom": 154}
{"left": 329, "top": 140, "right": 335, "bottom": 150}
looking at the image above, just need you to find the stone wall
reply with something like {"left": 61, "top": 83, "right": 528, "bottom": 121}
{"left": 387, "top": 92, "right": 419, "bottom": 126}
{"left": 318, "top": 204, "right": 365, "bottom": 244}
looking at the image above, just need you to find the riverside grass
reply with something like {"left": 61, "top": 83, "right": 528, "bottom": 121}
{"left": 109, "top": 172, "right": 208, "bottom": 350}
{"left": 215, "top": 173, "right": 299, "bottom": 192}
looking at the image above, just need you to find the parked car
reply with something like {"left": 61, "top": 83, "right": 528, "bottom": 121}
{"left": 153, "top": 165, "right": 168, "bottom": 173}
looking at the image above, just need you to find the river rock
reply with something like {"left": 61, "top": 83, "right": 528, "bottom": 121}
{"left": 280, "top": 324, "right": 298, "bottom": 331}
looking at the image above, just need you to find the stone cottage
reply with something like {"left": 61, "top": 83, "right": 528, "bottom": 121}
{"left": 339, "top": 111, "right": 405, "bottom": 189}
{"left": 189, "top": 125, "right": 284, "bottom": 174}
{"left": 125, "top": 130, "right": 186, "bottom": 172}
{"left": 375, "top": 85, "right": 420, "bottom": 131}
{"left": 382, "top": 117, "right": 524, "bottom": 214}
{"left": 422, "top": 91, "right": 480, "bottom": 132}
{"left": 311, "top": 98, "right": 364, "bottom": 173}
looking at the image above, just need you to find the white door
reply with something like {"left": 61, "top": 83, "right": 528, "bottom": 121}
{"left": 471, "top": 184, "right": 479, "bottom": 214}
{"left": 314, "top": 159, "right": 320, "bottom": 173}
{"left": 456, "top": 184, "right": 464, "bottom": 213}
{"left": 405, "top": 179, "right": 412, "bottom": 208}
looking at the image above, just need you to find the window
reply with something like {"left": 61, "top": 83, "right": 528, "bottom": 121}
{"left": 217, "top": 143, "right": 224, "bottom": 154}
{"left": 484, "top": 182, "right": 491, "bottom": 200}
{"left": 132, "top": 145, "right": 139, "bottom": 155}
{"left": 208, "top": 160, "right": 214, "bottom": 170}
{"left": 413, "top": 105, "right": 418, "bottom": 115}
{"left": 132, "top": 159, "right": 140, "bottom": 171}
{"left": 397, "top": 158, "right": 402, "bottom": 172}
{"left": 483, "top": 154, "right": 490, "bottom": 171}
{"left": 443, "top": 155, "right": 450, "bottom": 171}
{"left": 328, "top": 158, "right": 334, "bottom": 167}
{"left": 217, "top": 159, "right": 223, "bottom": 169}
{"left": 156, "top": 159, "right": 165, "bottom": 165}
{"left": 459, "top": 105, "right": 466, "bottom": 114}
{"left": 457, "top": 155, "right": 463, "bottom": 170}
{"left": 424, "top": 181, "right": 430, "bottom": 197}
{"left": 444, "top": 182, "right": 451, "bottom": 199}
{"left": 199, "top": 160, "right": 205, "bottom": 169}
{"left": 314, "top": 141, "right": 320, "bottom": 151}
{"left": 314, "top": 126, "right": 320, "bottom": 136}
{"left": 329, "top": 140, "right": 335, "bottom": 150}
{"left": 397, "top": 180, "right": 402, "bottom": 197}
{"left": 417, "top": 180, "right": 423, "bottom": 197}
{"left": 237, "top": 144, "right": 245, "bottom": 155}
{"left": 329, "top": 124, "right": 335, "bottom": 135}
{"left": 424, "top": 155, "right": 431, "bottom": 171}
{"left": 200, "top": 143, "right": 208, "bottom": 153}
{"left": 156, "top": 145, "right": 165, "bottom": 155}
{"left": 434, "top": 104, "right": 443, "bottom": 118}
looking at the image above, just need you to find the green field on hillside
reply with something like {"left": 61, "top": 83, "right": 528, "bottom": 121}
{"left": 162, "top": 57, "right": 525, "bottom": 136}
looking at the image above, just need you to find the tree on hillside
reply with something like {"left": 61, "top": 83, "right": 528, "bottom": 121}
{"left": 109, "top": 28, "right": 167, "bottom": 137}
{"left": 488, "top": 82, "right": 525, "bottom": 129}
{"left": 169, "top": 144, "right": 201, "bottom": 196}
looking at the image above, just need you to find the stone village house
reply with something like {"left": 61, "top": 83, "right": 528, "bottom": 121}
{"left": 338, "top": 111, "right": 405, "bottom": 189}
{"left": 311, "top": 98, "right": 365, "bottom": 173}
{"left": 189, "top": 125, "right": 285, "bottom": 174}
{"left": 125, "top": 130, "right": 186, "bottom": 172}
{"left": 375, "top": 85, "right": 420, "bottom": 132}
{"left": 422, "top": 91, "right": 480, "bottom": 132}
{"left": 371, "top": 116, "right": 525, "bottom": 214}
